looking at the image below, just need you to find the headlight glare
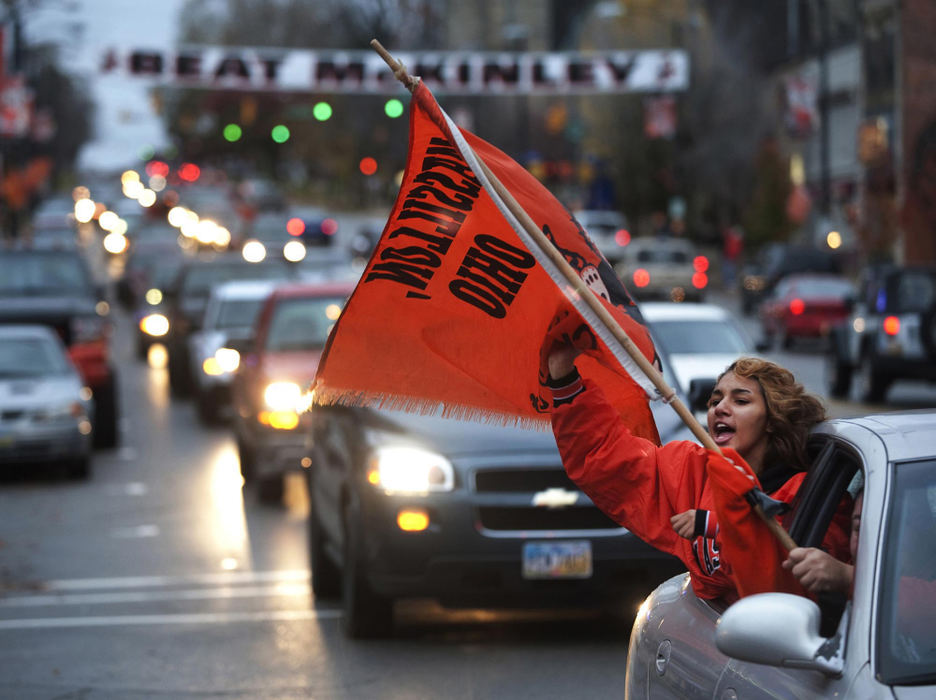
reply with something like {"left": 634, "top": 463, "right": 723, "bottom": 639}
{"left": 368, "top": 446, "right": 454, "bottom": 494}
{"left": 263, "top": 381, "right": 302, "bottom": 411}
{"left": 139, "top": 313, "right": 169, "bottom": 337}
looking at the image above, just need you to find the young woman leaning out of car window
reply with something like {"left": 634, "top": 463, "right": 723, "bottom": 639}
{"left": 546, "top": 329, "right": 852, "bottom": 603}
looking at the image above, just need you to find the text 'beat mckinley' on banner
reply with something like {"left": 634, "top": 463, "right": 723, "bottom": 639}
{"left": 311, "top": 81, "right": 662, "bottom": 442}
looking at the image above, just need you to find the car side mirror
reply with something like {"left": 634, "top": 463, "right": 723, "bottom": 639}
{"left": 716, "top": 593, "right": 843, "bottom": 676}
{"left": 688, "top": 377, "right": 716, "bottom": 413}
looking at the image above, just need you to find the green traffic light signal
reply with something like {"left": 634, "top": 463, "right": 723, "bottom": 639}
{"left": 384, "top": 98, "right": 404, "bottom": 118}
{"left": 313, "top": 102, "right": 333, "bottom": 121}
{"left": 224, "top": 123, "right": 242, "bottom": 142}
{"left": 271, "top": 125, "right": 290, "bottom": 143}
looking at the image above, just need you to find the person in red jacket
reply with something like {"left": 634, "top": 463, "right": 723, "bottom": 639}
{"left": 546, "top": 345, "right": 851, "bottom": 602}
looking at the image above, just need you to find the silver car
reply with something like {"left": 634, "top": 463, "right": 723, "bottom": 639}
{"left": 626, "top": 410, "right": 936, "bottom": 699}
{"left": 187, "top": 279, "right": 278, "bottom": 424}
{"left": 0, "top": 325, "right": 94, "bottom": 478}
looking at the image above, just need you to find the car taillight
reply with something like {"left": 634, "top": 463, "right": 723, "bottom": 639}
{"left": 71, "top": 316, "right": 110, "bottom": 344}
{"left": 883, "top": 316, "right": 900, "bottom": 335}
{"left": 789, "top": 298, "right": 805, "bottom": 315}
{"left": 615, "top": 229, "right": 631, "bottom": 247}
{"left": 633, "top": 268, "right": 650, "bottom": 287}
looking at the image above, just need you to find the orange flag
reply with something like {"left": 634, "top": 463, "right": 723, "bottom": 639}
{"left": 313, "top": 82, "right": 661, "bottom": 441}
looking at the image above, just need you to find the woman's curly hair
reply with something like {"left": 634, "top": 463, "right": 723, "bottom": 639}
{"left": 719, "top": 357, "right": 827, "bottom": 472}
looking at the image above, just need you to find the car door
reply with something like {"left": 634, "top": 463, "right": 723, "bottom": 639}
{"left": 629, "top": 574, "right": 731, "bottom": 700}
{"left": 713, "top": 437, "right": 860, "bottom": 698}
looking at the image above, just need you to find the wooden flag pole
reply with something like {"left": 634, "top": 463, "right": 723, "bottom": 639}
{"left": 370, "top": 39, "right": 796, "bottom": 552}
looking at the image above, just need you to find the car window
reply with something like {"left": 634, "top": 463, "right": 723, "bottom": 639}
{"left": 214, "top": 298, "right": 266, "bottom": 330}
{"left": 635, "top": 249, "right": 689, "bottom": 264}
{"left": 266, "top": 296, "right": 346, "bottom": 352}
{"left": 0, "top": 337, "right": 70, "bottom": 377}
{"left": 789, "top": 278, "right": 853, "bottom": 298}
{"left": 180, "top": 262, "right": 288, "bottom": 296}
{"left": 891, "top": 272, "right": 936, "bottom": 313}
{"left": 650, "top": 319, "right": 751, "bottom": 355}
{"left": 876, "top": 458, "right": 936, "bottom": 685}
{"left": 0, "top": 255, "right": 91, "bottom": 296}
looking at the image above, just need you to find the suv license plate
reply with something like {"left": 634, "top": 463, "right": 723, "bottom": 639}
{"left": 522, "top": 540, "right": 592, "bottom": 580}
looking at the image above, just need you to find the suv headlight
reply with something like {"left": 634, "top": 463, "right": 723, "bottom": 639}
{"left": 366, "top": 445, "right": 454, "bottom": 494}
{"left": 263, "top": 381, "right": 302, "bottom": 411}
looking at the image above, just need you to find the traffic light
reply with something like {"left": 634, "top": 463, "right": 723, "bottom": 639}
{"left": 223, "top": 123, "right": 242, "bottom": 142}
{"left": 271, "top": 125, "right": 290, "bottom": 143}
{"left": 359, "top": 157, "right": 377, "bottom": 176}
{"left": 313, "top": 102, "right": 332, "bottom": 121}
{"left": 384, "top": 98, "right": 404, "bottom": 118}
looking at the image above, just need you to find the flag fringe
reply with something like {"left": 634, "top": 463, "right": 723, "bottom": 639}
{"left": 311, "top": 385, "right": 552, "bottom": 432}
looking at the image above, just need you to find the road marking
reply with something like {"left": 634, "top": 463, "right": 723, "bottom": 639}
{"left": 0, "top": 608, "right": 341, "bottom": 630}
{"left": 37, "top": 569, "right": 310, "bottom": 591}
{"left": 0, "top": 582, "right": 311, "bottom": 608}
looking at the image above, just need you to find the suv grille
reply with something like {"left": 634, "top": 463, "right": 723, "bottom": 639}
{"left": 477, "top": 506, "right": 619, "bottom": 531}
{"left": 474, "top": 468, "right": 577, "bottom": 493}
{"left": 473, "top": 467, "right": 621, "bottom": 533}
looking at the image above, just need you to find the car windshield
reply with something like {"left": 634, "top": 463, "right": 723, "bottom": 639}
{"left": 876, "top": 458, "right": 936, "bottom": 685}
{"left": 0, "top": 337, "right": 70, "bottom": 377}
{"left": 266, "top": 296, "right": 346, "bottom": 352}
{"left": 650, "top": 319, "right": 750, "bottom": 355}
{"left": 783, "top": 278, "right": 854, "bottom": 298}
{"left": 635, "top": 248, "right": 689, "bottom": 264}
{"left": 128, "top": 255, "right": 183, "bottom": 289}
{"left": 181, "top": 261, "right": 289, "bottom": 296}
{"left": 214, "top": 298, "right": 266, "bottom": 330}
{"left": 0, "top": 255, "right": 91, "bottom": 296}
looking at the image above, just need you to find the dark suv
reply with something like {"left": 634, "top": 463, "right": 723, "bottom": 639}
{"left": 304, "top": 361, "right": 700, "bottom": 638}
{"left": 826, "top": 264, "right": 936, "bottom": 402}
{"left": 0, "top": 249, "right": 119, "bottom": 447}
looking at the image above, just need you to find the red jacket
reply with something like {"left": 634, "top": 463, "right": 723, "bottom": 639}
{"left": 551, "top": 374, "right": 850, "bottom": 600}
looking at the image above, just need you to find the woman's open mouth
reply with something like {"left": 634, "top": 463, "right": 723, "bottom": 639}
{"left": 712, "top": 422, "right": 735, "bottom": 445}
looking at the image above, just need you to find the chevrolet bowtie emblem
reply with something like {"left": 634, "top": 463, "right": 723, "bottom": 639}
{"left": 532, "top": 487, "right": 579, "bottom": 509}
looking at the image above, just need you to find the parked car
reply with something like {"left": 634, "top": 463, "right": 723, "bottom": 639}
{"left": 625, "top": 410, "right": 936, "bottom": 699}
{"left": 826, "top": 264, "right": 936, "bottom": 402}
{"left": 187, "top": 280, "right": 277, "bottom": 424}
{"left": 0, "top": 325, "right": 94, "bottom": 478}
{"left": 230, "top": 280, "right": 356, "bottom": 502}
{"left": 572, "top": 209, "right": 631, "bottom": 265}
{"left": 758, "top": 272, "right": 855, "bottom": 349}
{"left": 0, "top": 249, "right": 119, "bottom": 448}
{"left": 303, "top": 350, "right": 706, "bottom": 639}
{"left": 640, "top": 302, "right": 760, "bottom": 415}
{"left": 739, "top": 243, "right": 843, "bottom": 315}
{"left": 614, "top": 236, "right": 708, "bottom": 302}
{"left": 163, "top": 253, "right": 295, "bottom": 397}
